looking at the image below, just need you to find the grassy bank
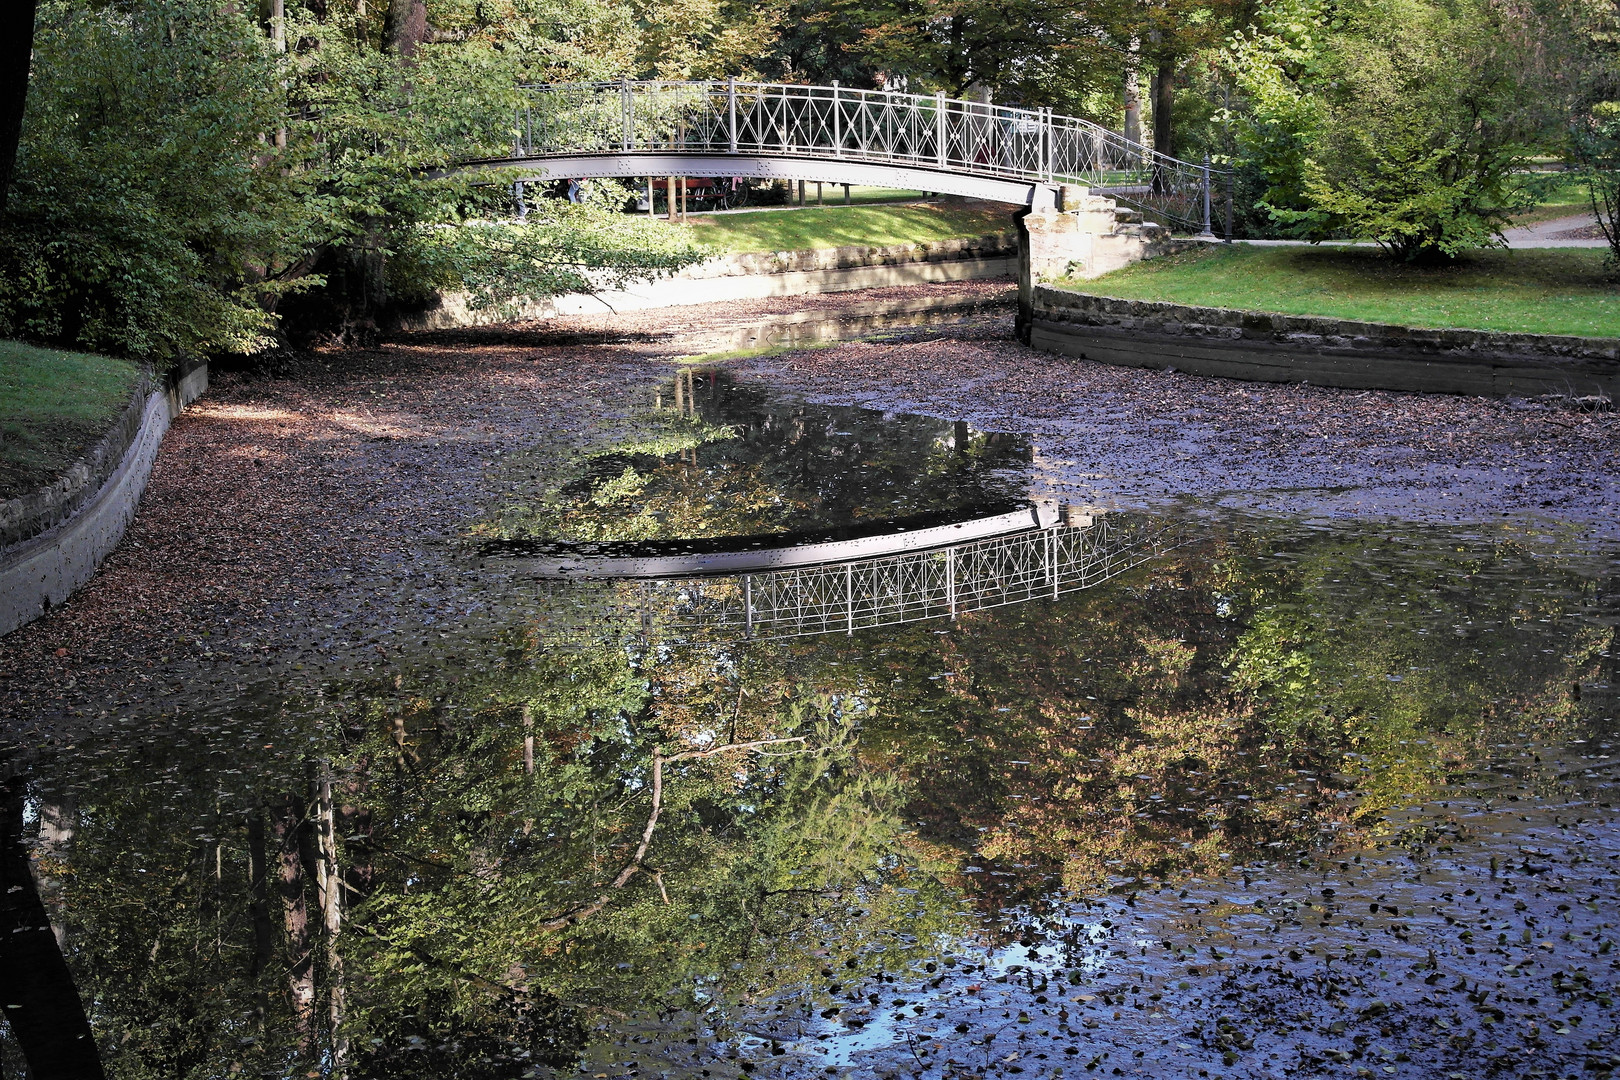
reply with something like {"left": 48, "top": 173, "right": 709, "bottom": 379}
{"left": 1059, "top": 245, "right": 1620, "bottom": 338}
{"left": 684, "top": 202, "right": 1012, "bottom": 253}
{"left": 0, "top": 341, "right": 143, "bottom": 500}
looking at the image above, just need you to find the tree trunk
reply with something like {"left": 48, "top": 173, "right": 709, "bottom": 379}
{"left": 246, "top": 810, "right": 275, "bottom": 978}
{"left": 270, "top": 0, "right": 286, "bottom": 149}
{"left": 0, "top": 0, "right": 38, "bottom": 214}
{"left": 382, "top": 0, "right": 427, "bottom": 57}
{"left": 1152, "top": 61, "right": 1174, "bottom": 161}
{"left": 522, "top": 704, "right": 535, "bottom": 775}
{"left": 271, "top": 793, "right": 316, "bottom": 1053}
{"left": 34, "top": 793, "right": 73, "bottom": 949}
{"left": 315, "top": 771, "right": 348, "bottom": 1073}
{"left": 1122, "top": 55, "right": 1142, "bottom": 146}
{"left": 0, "top": 773, "right": 106, "bottom": 1080}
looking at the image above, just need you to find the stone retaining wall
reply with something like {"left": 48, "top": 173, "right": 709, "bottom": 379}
{"left": 397, "top": 234, "right": 1017, "bottom": 330}
{"left": 675, "top": 289, "right": 1013, "bottom": 355}
{"left": 0, "top": 359, "right": 209, "bottom": 637}
{"left": 1, "top": 374, "right": 153, "bottom": 551}
{"left": 1030, "top": 288, "right": 1620, "bottom": 398}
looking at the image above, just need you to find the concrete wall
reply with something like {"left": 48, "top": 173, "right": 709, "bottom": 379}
{"left": 1029, "top": 288, "right": 1620, "bottom": 399}
{"left": 672, "top": 289, "right": 1013, "bottom": 355}
{"left": 397, "top": 234, "right": 1017, "bottom": 330}
{"left": 0, "top": 361, "right": 209, "bottom": 637}
{"left": 1014, "top": 190, "right": 1204, "bottom": 343}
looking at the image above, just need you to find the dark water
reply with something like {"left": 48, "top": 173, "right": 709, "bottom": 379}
{"left": 3, "top": 371, "right": 1617, "bottom": 1080}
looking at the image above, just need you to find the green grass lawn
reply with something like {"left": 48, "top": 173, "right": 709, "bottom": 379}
{"left": 0, "top": 340, "right": 143, "bottom": 500}
{"left": 770, "top": 183, "right": 934, "bottom": 206}
{"left": 684, "top": 202, "right": 1012, "bottom": 253}
{"left": 1058, "top": 245, "right": 1620, "bottom": 338}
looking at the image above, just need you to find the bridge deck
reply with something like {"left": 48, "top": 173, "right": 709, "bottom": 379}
{"left": 472, "top": 81, "right": 1218, "bottom": 232}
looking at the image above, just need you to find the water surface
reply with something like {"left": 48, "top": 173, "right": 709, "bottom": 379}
{"left": 3, "top": 371, "right": 1615, "bottom": 1080}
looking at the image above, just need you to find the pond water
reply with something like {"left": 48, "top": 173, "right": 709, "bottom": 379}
{"left": 3, "top": 370, "right": 1616, "bottom": 1080}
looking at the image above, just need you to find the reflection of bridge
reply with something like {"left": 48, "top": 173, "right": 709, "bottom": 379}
{"left": 494, "top": 502, "right": 1059, "bottom": 578}
{"left": 468, "top": 81, "right": 1218, "bottom": 232}
{"left": 522, "top": 512, "right": 1188, "bottom": 642}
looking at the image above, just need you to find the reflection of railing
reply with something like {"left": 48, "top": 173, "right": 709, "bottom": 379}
{"left": 506, "top": 81, "right": 1220, "bottom": 233}
{"left": 524, "top": 513, "right": 1189, "bottom": 643}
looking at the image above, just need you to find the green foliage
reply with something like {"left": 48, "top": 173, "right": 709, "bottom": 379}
{"left": 1571, "top": 100, "right": 1620, "bottom": 266}
{"left": 1219, "top": 0, "right": 1329, "bottom": 226}
{"left": 1224, "top": 0, "right": 1565, "bottom": 258}
{"left": 388, "top": 186, "right": 710, "bottom": 314}
{"left": 0, "top": 0, "right": 712, "bottom": 359}
{"left": 0, "top": 0, "right": 301, "bottom": 360}
{"left": 631, "top": 0, "right": 783, "bottom": 78}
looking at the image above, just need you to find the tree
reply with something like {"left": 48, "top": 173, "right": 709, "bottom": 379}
{"left": 1564, "top": 0, "right": 1620, "bottom": 266}
{"left": 810, "top": 0, "right": 1126, "bottom": 111}
{"left": 1110, "top": 0, "right": 1249, "bottom": 161}
{"left": 0, "top": 0, "right": 37, "bottom": 213}
{"left": 1239, "top": 0, "right": 1566, "bottom": 259}
{"left": 0, "top": 0, "right": 300, "bottom": 358}
{"left": 0, "top": 0, "right": 707, "bottom": 359}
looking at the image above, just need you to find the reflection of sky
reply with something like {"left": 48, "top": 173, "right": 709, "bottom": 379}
{"left": 495, "top": 371, "right": 1039, "bottom": 545}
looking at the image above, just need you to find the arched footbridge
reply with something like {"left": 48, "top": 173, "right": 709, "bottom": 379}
{"left": 465, "top": 80, "right": 1221, "bottom": 233}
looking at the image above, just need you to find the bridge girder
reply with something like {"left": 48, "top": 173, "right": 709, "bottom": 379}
{"left": 465, "top": 152, "right": 1059, "bottom": 210}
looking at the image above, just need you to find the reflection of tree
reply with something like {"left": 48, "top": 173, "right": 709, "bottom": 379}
{"left": 851, "top": 528, "right": 1613, "bottom": 903}
{"left": 15, "top": 518, "right": 1612, "bottom": 1076}
{"left": 0, "top": 768, "right": 105, "bottom": 1080}
{"left": 472, "top": 369, "right": 1034, "bottom": 544}
{"left": 22, "top": 630, "right": 947, "bottom": 1077}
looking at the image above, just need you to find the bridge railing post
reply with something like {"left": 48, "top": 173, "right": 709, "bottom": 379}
{"left": 727, "top": 77, "right": 737, "bottom": 153}
{"left": 935, "top": 91, "right": 946, "bottom": 169}
{"left": 743, "top": 573, "right": 753, "bottom": 637}
{"left": 1041, "top": 107, "right": 1052, "bottom": 183}
{"left": 621, "top": 77, "right": 633, "bottom": 151}
{"left": 1200, "top": 152, "right": 1215, "bottom": 238}
{"left": 831, "top": 80, "right": 841, "bottom": 158}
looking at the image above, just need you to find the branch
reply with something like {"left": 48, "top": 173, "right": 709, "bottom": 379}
{"left": 538, "top": 737, "right": 809, "bottom": 930}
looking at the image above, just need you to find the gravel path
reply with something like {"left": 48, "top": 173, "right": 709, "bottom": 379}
{"left": 3, "top": 281, "right": 1616, "bottom": 732}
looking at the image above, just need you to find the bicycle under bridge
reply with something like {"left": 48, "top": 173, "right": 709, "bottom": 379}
{"left": 465, "top": 80, "right": 1223, "bottom": 235}
{"left": 490, "top": 504, "right": 1191, "bottom": 646}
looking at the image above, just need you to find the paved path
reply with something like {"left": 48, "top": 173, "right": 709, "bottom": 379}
{"left": 1224, "top": 212, "right": 1608, "bottom": 249}
{"left": 1501, "top": 212, "right": 1606, "bottom": 248}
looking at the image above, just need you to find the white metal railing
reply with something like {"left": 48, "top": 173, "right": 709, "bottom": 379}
{"left": 510, "top": 80, "right": 1221, "bottom": 233}
{"left": 518, "top": 513, "right": 1193, "bottom": 644}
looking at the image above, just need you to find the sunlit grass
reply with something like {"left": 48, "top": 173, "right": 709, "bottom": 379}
{"left": 683, "top": 203, "right": 1013, "bottom": 253}
{"left": 0, "top": 340, "right": 143, "bottom": 499}
{"left": 1058, "top": 244, "right": 1620, "bottom": 338}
